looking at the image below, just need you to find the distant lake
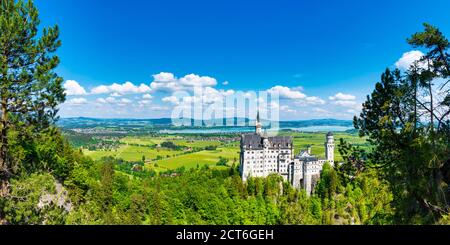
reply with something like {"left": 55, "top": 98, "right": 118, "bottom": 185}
{"left": 159, "top": 126, "right": 353, "bottom": 134}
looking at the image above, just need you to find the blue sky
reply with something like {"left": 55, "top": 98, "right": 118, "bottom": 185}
{"left": 35, "top": 0, "right": 450, "bottom": 120}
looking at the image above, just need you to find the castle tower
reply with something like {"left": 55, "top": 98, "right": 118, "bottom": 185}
{"left": 325, "top": 132, "right": 335, "bottom": 166}
{"left": 255, "top": 111, "right": 262, "bottom": 135}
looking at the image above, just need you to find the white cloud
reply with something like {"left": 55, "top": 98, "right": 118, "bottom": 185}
{"left": 267, "top": 86, "right": 306, "bottom": 99}
{"left": 96, "top": 97, "right": 118, "bottom": 104}
{"left": 329, "top": 92, "right": 356, "bottom": 101}
{"left": 180, "top": 74, "right": 217, "bottom": 87}
{"left": 138, "top": 100, "right": 152, "bottom": 106}
{"left": 119, "top": 98, "right": 132, "bottom": 105}
{"left": 106, "top": 97, "right": 117, "bottom": 103}
{"left": 91, "top": 85, "right": 110, "bottom": 94}
{"left": 150, "top": 72, "right": 179, "bottom": 92}
{"left": 305, "top": 96, "right": 326, "bottom": 105}
{"left": 280, "top": 105, "right": 295, "bottom": 113}
{"left": 395, "top": 50, "right": 425, "bottom": 70}
{"left": 149, "top": 105, "right": 170, "bottom": 111}
{"left": 91, "top": 81, "right": 151, "bottom": 95}
{"left": 162, "top": 96, "right": 180, "bottom": 105}
{"left": 153, "top": 72, "right": 176, "bottom": 82}
{"left": 143, "top": 94, "right": 153, "bottom": 99}
{"left": 334, "top": 100, "right": 357, "bottom": 107}
{"left": 64, "top": 80, "right": 87, "bottom": 96}
{"left": 66, "top": 97, "right": 87, "bottom": 105}
{"left": 150, "top": 72, "right": 218, "bottom": 92}
{"left": 110, "top": 92, "right": 122, "bottom": 97}
{"left": 267, "top": 86, "right": 325, "bottom": 106}
{"left": 96, "top": 98, "right": 107, "bottom": 104}
{"left": 222, "top": 81, "right": 229, "bottom": 86}
{"left": 221, "top": 89, "right": 235, "bottom": 96}
{"left": 333, "top": 100, "right": 362, "bottom": 111}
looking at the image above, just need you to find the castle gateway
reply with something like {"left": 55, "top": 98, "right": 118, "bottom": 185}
{"left": 239, "top": 113, "right": 335, "bottom": 195}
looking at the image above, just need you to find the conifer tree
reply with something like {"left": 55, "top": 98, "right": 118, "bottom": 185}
{"left": 354, "top": 23, "right": 450, "bottom": 223}
{"left": 0, "top": 0, "right": 65, "bottom": 201}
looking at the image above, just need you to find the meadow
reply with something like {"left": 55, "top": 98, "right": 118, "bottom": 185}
{"left": 82, "top": 131, "right": 368, "bottom": 171}
{"left": 283, "top": 131, "right": 369, "bottom": 161}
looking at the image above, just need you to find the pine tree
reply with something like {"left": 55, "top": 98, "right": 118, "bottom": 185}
{"left": 354, "top": 23, "right": 450, "bottom": 223}
{"left": 0, "top": 0, "right": 65, "bottom": 219}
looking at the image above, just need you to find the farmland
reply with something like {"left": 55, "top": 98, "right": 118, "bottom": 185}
{"left": 76, "top": 131, "right": 368, "bottom": 172}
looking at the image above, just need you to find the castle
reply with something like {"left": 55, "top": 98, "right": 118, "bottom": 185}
{"left": 239, "top": 113, "right": 335, "bottom": 194}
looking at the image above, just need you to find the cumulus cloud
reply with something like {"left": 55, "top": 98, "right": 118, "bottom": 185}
{"left": 143, "top": 94, "right": 153, "bottom": 99}
{"left": 96, "top": 97, "right": 133, "bottom": 107}
{"left": 267, "top": 86, "right": 306, "bottom": 99}
{"left": 150, "top": 72, "right": 218, "bottom": 92}
{"left": 180, "top": 74, "right": 217, "bottom": 87}
{"left": 162, "top": 96, "right": 180, "bottom": 105}
{"left": 66, "top": 97, "right": 87, "bottom": 105}
{"left": 96, "top": 97, "right": 118, "bottom": 104}
{"left": 267, "top": 86, "right": 325, "bottom": 107}
{"left": 279, "top": 105, "right": 295, "bottom": 113}
{"left": 332, "top": 100, "right": 362, "bottom": 112}
{"left": 329, "top": 92, "right": 356, "bottom": 101}
{"left": 119, "top": 98, "right": 132, "bottom": 105}
{"left": 328, "top": 92, "right": 361, "bottom": 111}
{"left": 64, "top": 80, "right": 87, "bottom": 96}
{"left": 305, "top": 96, "right": 326, "bottom": 105}
{"left": 149, "top": 105, "right": 170, "bottom": 111}
{"left": 395, "top": 50, "right": 425, "bottom": 70}
{"left": 334, "top": 100, "right": 357, "bottom": 107}
{"left": 163, "top": 87, "right": 237, "bottom": 108}
{"left": 222, "top": 81, "right": 229, "bottom": 86}
{"left": 91, "top": 81, "right": 151, "bottom": 95}
{"left": 138, "top": 100, "right": 152, "bottom": 106}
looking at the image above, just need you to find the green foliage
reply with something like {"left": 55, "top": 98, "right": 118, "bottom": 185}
{"left": 216, "top": 156, "right": 229, "bottom": 166}
{"left": 60, "top": 160, "right": 325, "bottom": 225}
{"left": 3, "top": 173, "right": 69, "bottom": 224}
{"left": 1, "top": 5, "right": 449, "bottom": 225}
{"left": 315, "top": 160, "right": 394, "bottom": 224}
{"left": 353, "top": 23, "right": 450, "bottom": 223}
{"left": 160, "top": 141, "right": 181, "bottom": 150}
{"left": 0, "top": 1, "right": 66, "bottom": 221}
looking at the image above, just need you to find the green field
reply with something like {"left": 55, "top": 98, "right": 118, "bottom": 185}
{"left": 283, "top": 132, "right": 369, "bottom": 161}
{"left": 153, "top": 147, "right": 239, "bottom": 170}
{"left": 83, "top": 132, "right": 369, "bottom": 171}
{"left": 83, "top": 145, "right": 183, "bottom": 162}
{"left": 119, "top": 136, "right": 223, "bottom": 148}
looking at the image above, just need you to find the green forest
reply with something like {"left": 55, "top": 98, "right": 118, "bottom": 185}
{"left": 1, "top": 0, "right": 450, "bottom": 225}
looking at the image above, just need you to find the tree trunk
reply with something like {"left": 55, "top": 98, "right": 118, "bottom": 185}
{"left": 0, "top": 95, "right": 9, "bottom": 194}
{"left": 0, "top": 95, "right": 8, "bottom": 224}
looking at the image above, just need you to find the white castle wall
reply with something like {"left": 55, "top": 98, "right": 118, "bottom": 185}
{"left": 240, "top": 131, "right": 334, "bottom": 195}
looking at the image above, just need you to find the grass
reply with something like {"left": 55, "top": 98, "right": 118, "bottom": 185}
{"left": 285, "top": 132, "right": 369, "bottom": 161}
{"left": 152, "top": 146, "right": 239, "bottom": 170}
{"left": 83, "top": 132, "right": 369, "bottom": 171}
{"left": 120, "top": 136, "right": 223, "bottom": 148}
{"left": 83, "top": 145, "right": 183, "bottom": 162}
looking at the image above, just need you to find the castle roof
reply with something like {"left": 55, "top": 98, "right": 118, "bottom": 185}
{"left": 327, "top": 132, "right": 333, "bottom": 137}
{"left": 241, "top": 134, "right": 292, "bottom": 149}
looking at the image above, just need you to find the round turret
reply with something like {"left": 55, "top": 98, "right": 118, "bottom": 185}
{"left": 325, "top": 132, "right": 335, "bottom": 166}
